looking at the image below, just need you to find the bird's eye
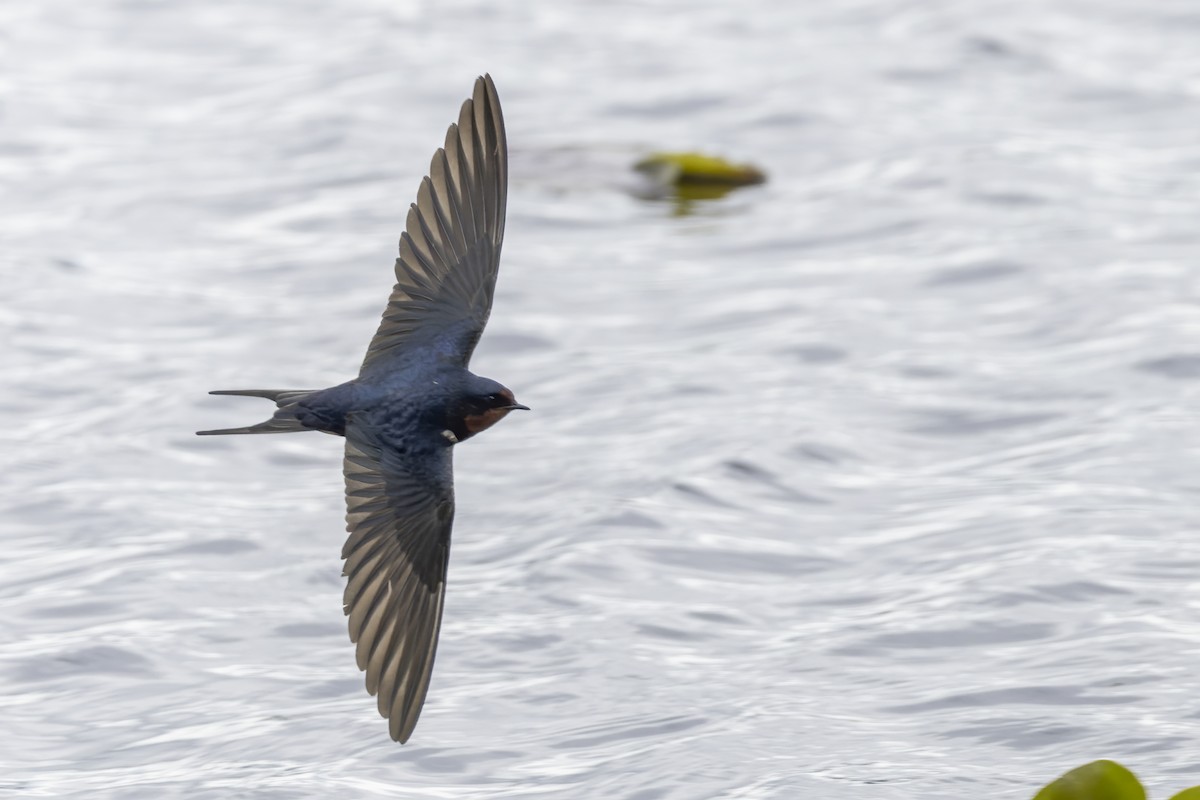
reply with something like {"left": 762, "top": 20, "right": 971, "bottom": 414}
{"left": 484, "top": 394, "right": 499, "bottom": 404}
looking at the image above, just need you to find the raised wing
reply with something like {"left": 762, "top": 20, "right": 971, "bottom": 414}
{"left": 342, "top": 422, "right": 455, "bottom": 743}
{"left": 360, "top": 74, "right": 508, "bottom": 374}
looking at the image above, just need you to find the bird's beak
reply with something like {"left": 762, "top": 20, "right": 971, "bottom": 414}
{"left": 507, "top": 403, "right": 530, "bottom": 411}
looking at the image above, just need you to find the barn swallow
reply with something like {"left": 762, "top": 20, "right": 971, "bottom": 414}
{"left": 197, "top": 75, "right": 526, "bottom": 743}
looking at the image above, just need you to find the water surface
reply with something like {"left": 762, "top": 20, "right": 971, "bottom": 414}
{"left": 3, "top": 1, "right": 1200, "bottom": 797}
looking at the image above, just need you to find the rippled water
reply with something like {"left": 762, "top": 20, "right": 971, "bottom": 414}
{"left": 4, "top": 1, "right": 1200, "bottom": 797}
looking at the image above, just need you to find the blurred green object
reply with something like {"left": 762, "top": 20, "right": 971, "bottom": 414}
{"left": 1033, "top": 761, "right": 1146, "bottom": 800}
{"left": 634, "top": 151, "right": 767, "bottom": 188}
{"left": 1031, "top": 760, "right": 1200, "bottom": 800}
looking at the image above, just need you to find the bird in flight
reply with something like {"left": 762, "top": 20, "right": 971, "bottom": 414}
{"left": 197, "top": 75, "right": 526, "bottom": 743}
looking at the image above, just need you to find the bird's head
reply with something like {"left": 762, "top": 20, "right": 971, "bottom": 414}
{"left": 441, "top": 377, "right": 528, "bottom": 444}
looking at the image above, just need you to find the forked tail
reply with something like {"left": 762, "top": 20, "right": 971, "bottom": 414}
{"left": 197, "top": 389, "right": 318, "bottom": 435}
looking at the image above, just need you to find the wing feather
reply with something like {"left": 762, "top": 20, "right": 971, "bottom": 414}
{"left": 341, "top": 423, "right": 455, "bottom": 743}
{"left": 360, "top": 74, "right": 507, "bottom": 373}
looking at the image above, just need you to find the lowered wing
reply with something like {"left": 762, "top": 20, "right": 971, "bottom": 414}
{"left": 342, "top": 422, "right": 455, "bottom": 742}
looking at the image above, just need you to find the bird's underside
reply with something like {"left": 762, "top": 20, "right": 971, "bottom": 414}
{"left": 198, "top": 74, "right": 510, "bottom": 743}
